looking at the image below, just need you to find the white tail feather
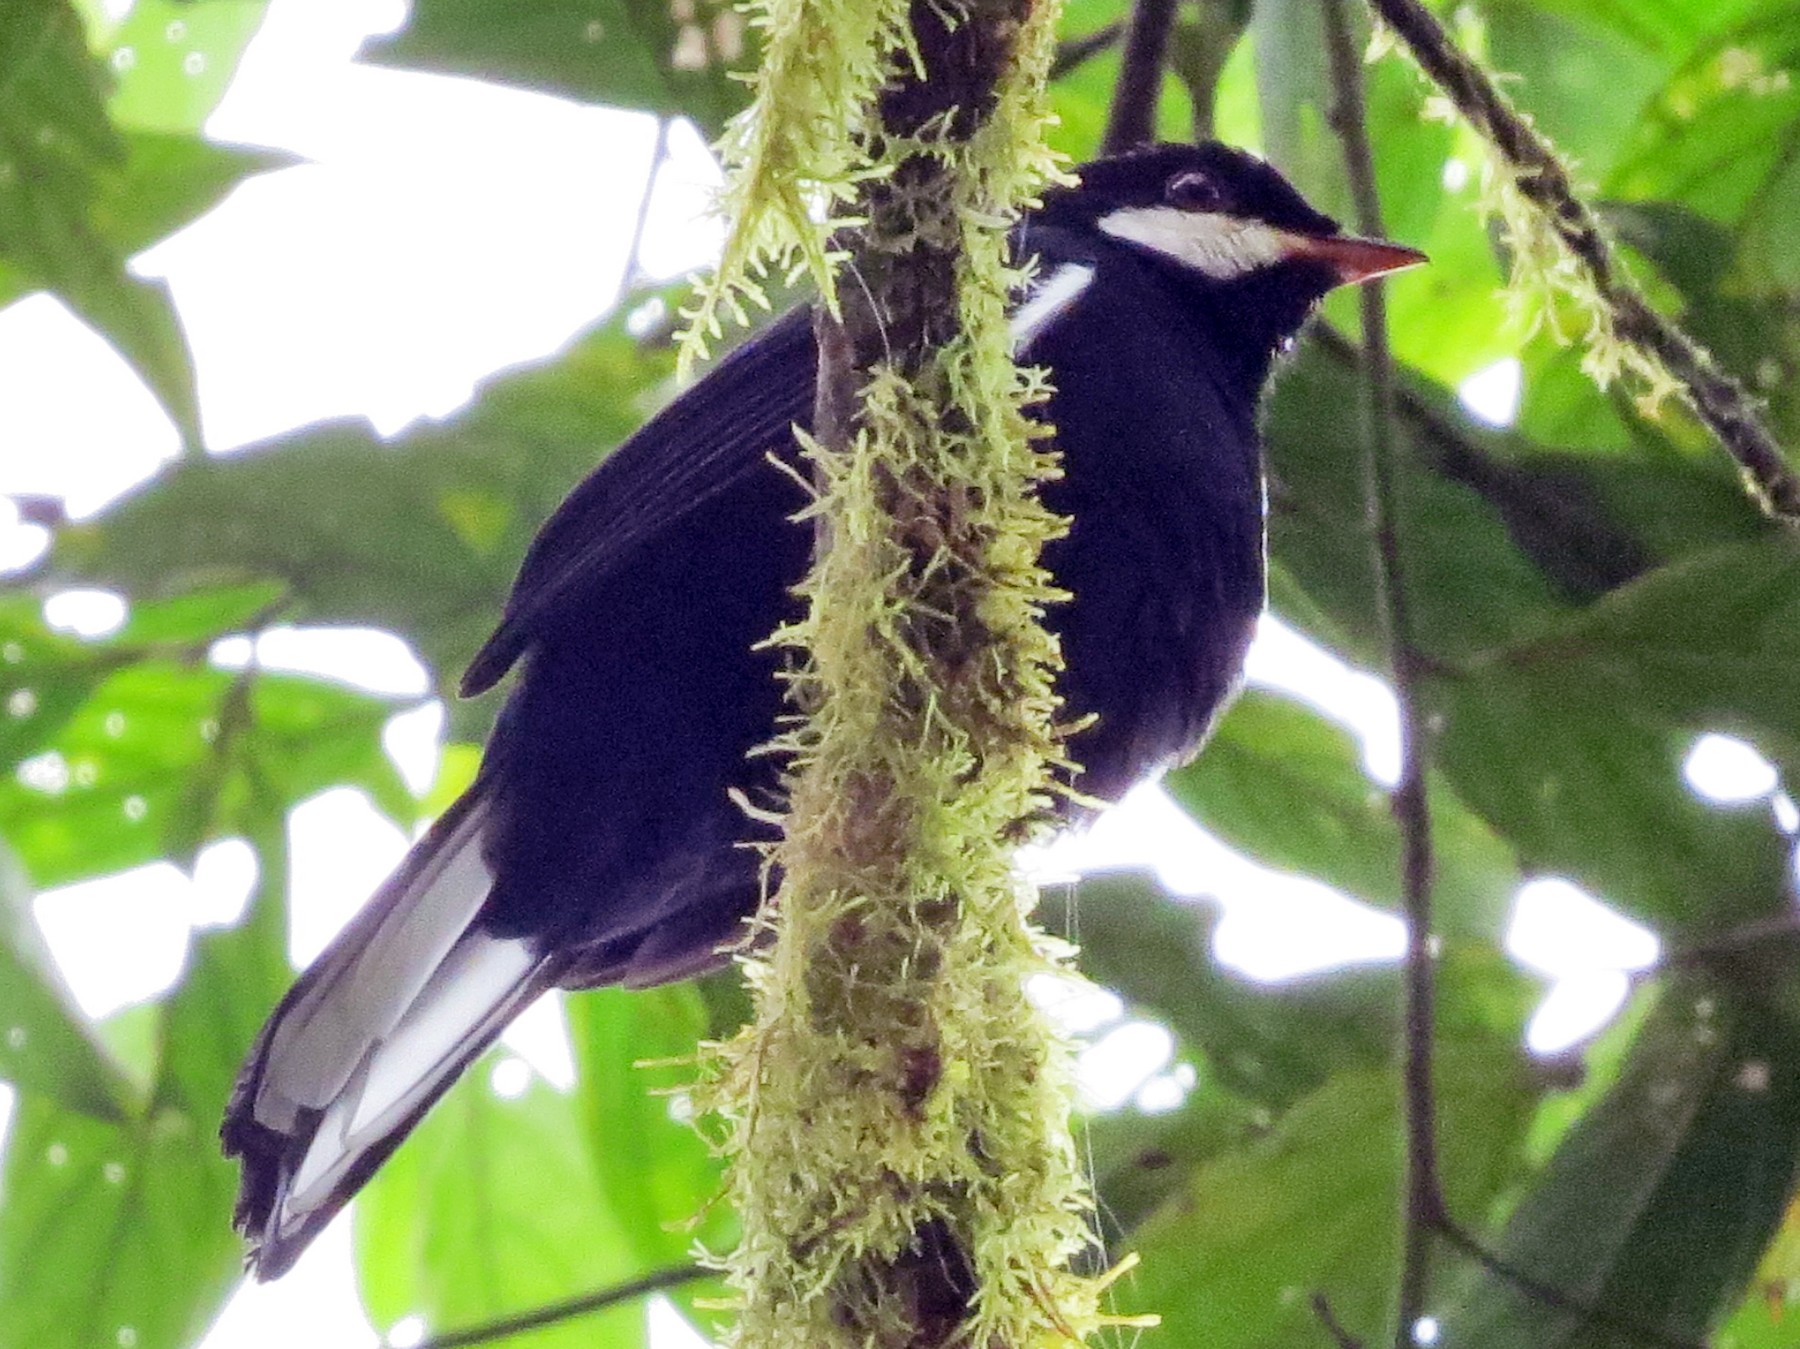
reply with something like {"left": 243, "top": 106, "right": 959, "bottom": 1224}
{"left": 283, "top": 931, "right": 539, "bottom": 1222}
{"left": 228, "top": 791, "right": 551, "bottom": 1272}
{"left": 257, "top": 802, "right": 495, "bottom": 1126}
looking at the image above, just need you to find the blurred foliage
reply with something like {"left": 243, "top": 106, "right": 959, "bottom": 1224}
{"left": 3, "top": 0, "right": 1800, "bottom": 1347}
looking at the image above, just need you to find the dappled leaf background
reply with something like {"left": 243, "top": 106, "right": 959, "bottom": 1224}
{"left": 4, "top": 1, "right": 1800, "bottom": 1347}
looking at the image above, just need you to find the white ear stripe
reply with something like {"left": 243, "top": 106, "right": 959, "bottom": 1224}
{"left": 1097, "top": 206, "right": 1288, "bottom": 281}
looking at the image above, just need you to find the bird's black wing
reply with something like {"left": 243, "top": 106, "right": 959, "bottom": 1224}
{"left": 461, "top": 306, "right": 818, "bottom": 696}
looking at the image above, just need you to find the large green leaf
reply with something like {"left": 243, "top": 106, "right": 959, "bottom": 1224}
{"left": 355, "top": 1068, "right": 649, "bottom": 1349}
{"left": 1121, "top": 1046, "right": 1536, "bottom": 1349}
{"left": 0, "top": 594, "right": 122, "bottom": 769}
{"left": 1425, "top": 536, "right": 1800, "bottom": 937}
{"left": 1264, "top": 345, "right": 1589, "bottom": 669}
{"left": 1065, "top": 871, "right": 1397, "bottom": 1108}
{"left": 0, "top": 841, "right": 137, "bottom": 1119}
{"left": 1482, "top": 0, "right": 1673, "bottom": 180}
{"left": 40, "top": 318, "right": 672, "bottom": 733}
{"left": 568, "top": 984, "right": 729, "bottom": 1268}
{"left": 1062, "top": 872, "right": 1537, "bottom": 1110}
{"left": 361, "top": 0, "right": 748, "bottom": 135}
{"left": 568, "top": 984, "right": 731, "bottom": 1337}
{"left": 92, "top": 0, "right": 270, "bottom": 136}
{"left": 1443, "top": 975, "right": 1800, "bottom": 1347}
{"left": 0, "top": 1094, "right": 241, "bottom": 1349}
{"left": 1166, "top": 689, "right": 1518, "bottom": 938}
{"left": 0, "top": 0, "right": 201, "bottom": 448}
{"left": 1, "top": 581, "right": 409, "bottom": 886}
{"left": 0, "top": 657, "right": 411, "bottom": 888}
{"left": 0, "top": 822, "right": 290, "bottom": 1349}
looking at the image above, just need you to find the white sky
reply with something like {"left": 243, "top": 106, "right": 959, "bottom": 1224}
{"left": 0, "top": 2, "right": 1789, "bottom": 1345}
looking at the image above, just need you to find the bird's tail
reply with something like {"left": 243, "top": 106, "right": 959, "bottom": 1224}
{"left": 222, "top": 787, "right": 553, "bottom": 1279}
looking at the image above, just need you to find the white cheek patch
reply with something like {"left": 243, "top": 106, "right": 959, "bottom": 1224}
{"left": 1097, "top": 206, "right": 1288, "bottom": 281}
{"left": 1010, "top": 262, "right": 1096, "bottom": 353}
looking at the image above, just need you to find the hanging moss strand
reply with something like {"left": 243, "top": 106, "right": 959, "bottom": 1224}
{"left": 689, "top": 0, "right": 1143, "bottom": 1344}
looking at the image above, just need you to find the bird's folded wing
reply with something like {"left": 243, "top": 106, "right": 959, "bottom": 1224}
{"left": 461, "top": 307, "right": 818, "bottom": 695}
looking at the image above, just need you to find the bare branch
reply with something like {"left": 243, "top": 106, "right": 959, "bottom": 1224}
{"left": 1102, "top": 0, "right": 1180, "bottom": 154}
{"left": 1317, "top": 2, "right": 1443, "bottom": 1345}
{"left": 622, "top": 117, "right": 673, "bottom": 293}
{"left": 1436, "top": 1221, "right": 1706, "bottom": 1349}
{"left": 1052, "top": 21, "right": 1124, "bottom": 80}
{"left": 408, "top": 1266, "right": 708, "bottom": 1349}
{"left": 1312, "top": 1292, "right": 1369, "bottom": 1349}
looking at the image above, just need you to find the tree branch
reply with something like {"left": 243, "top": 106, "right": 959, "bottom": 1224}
{"left": 697, "top": 0, "right": 1090, "bottom": 1342}
{"left": 1051, "top": 21, "right": 1124, "bottom": 80}
{"left": 1362, "top": 0, "right": 1800, "bottom": 521}
{"left": 1102, "top": 0, "right": 1180, "bottom": 153}
{"left": 1312, "top": 1292, "right": 1369, "bottom": 1349}
{"left": 622, "top": 117, "right": 673, "bottom": 293}
{"left": 1435, "top": 1221, "right": 1706, "bottom": 1349}
{"left": 408, "top": 1266, "right": 708, "bottom": 1349}
{"left": 1318, "top": 3, "right": 1443, "bottom": 1345}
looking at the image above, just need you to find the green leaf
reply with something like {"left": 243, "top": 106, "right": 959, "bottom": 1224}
{"left": 1426, "top": 536, "right": 1800, "bottom": 936}
{"left": 1443, "top": 976, "right": 1800, "bottom": 1347}
{"left": 1122, "top": 1046, "right": 1537, "bottom": 1348}
{"left": 42, "top": 317, "right": 672, "bottom": 729}
{"left": 1483, "top": 0, "right": 1671, "bottom": 180}
{"left": 0, "top": 0, "right": 203, "bottom": 449}
{"left": 1064, "top": 871, "right": 1396, "bottom": 1108}
{"left": 0, "top": 825, "right": 290, "bottom": 1349}
{"left": 1166, "top": 689, "right": 1518, "bottom": 938}
{"left": 98, "top": 132, "right": 290, "bottom": 256}
{"left": 0, "top": 1096, "right": 242, "bottom": 1349}
{"left": 0, "top": 841, "right": 137, "bottom": 1118}
{"left": 113, "top": 579, "right": 288, "bottom": 646}
{"left": 1065, "top": 871, "right": 1537, "bottom": 1109}
{"left": 361, "top": 0, "right": 749, "bottom": 135}
{"left": 0, "top": 595, "right": 121, "bottom": 769}
{"left": 1608, "top": 8, "right": 1800, "bottom": 295}
{"left": 1429, "top": 665, "right": 1790, "bottom": 937}
{"left": 354, "top": 1069, "right": 648, "bottom": 1349}
{"left": 1501, "top": 535, "right": 1800, "bottom": 762}
{"left": 0, "top": 659, "right": 411, "bottom": 888}
{"left": 568, "top": 985, "right": 729, "bottom": 1269}
{"left": 96, "top": 0, "right": 270, "bottom": 136}
{"left": 1264, "top": 344, "right": 1583, "bottom": 668}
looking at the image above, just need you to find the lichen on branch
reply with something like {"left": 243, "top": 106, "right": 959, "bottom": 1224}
{"left": 686, "top": 0, "right": 1134, "bottom": 1343}
{"left": 1365, "top": 0, "right": 1800, "bottom": 520}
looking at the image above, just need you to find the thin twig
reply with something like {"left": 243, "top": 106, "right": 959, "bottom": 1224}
{"left": 1436, "top": 1221, "right": 1706, "bottom": 1349}
{"left": 407, "top": 1265, "right": 708, "bottom": 1349}
{"left": 1312, "top": 1292, "right": 1369, "bottom": 1349}
{"left": 1051, "top": 21, "right": 1124, "bottom": 80}
{"left": 1363, "top": 0, "right": 1800, "bottom": 521}
{"left": 1102, "top": 0, "right": 1180, "bottom": 153}
{"left": 1667, "top": 912, "right": 1800, "bottom": 967}
{"left": 622, "top": 118, "right": 674, "bottom": 293}
{"left": 1318, "top": 2, "right": 1443, "bottom": 1345}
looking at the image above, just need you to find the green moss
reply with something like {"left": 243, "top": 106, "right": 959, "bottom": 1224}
{"left": 682, "top": 0, "right": 1135, "bottom": 1343}
{"left": 1395, "top": 14, "right": 1685, "bottom": 414}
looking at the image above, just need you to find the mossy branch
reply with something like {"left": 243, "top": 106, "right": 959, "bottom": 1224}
{"left": 1363, "top": 0, "right": 1800, "bottom": 521}
{"left": 690, "top": 0, "right": 1127, "bottom": 1344}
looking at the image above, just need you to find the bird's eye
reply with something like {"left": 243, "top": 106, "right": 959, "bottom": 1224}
{"left": 1165, "top": 171, "right": 1225, "bottom": 211}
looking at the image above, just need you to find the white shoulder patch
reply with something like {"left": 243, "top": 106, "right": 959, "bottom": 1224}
{"left": 1010, "top": 263, "right": 1096, "bottom": 352}
{"left": 1097, "top": 207, "right": 1287, "bottom": 282}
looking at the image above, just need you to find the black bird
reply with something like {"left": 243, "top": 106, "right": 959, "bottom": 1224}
{"left": 222, "top": 142, "right": 1423, "bottom": 1277}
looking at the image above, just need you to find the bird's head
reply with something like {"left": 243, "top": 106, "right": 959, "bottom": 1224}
{"left": 1038, "top": 142, "right": 1425, "bottom": 381}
